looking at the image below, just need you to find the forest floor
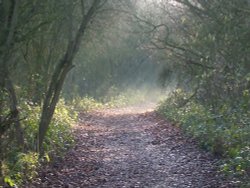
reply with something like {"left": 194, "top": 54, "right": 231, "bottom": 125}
{"left": 29, "top": 104, "right": 235, "bottom": 188}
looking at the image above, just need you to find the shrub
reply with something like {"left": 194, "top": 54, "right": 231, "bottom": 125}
{"left": 1, "top": 99, "right": 76, "bottom": 186}
{"left": 157, "top": 89, "right": 250, "bottom": 185}
{"left": 72, "top": 96, "right": 104, "bottom": 112}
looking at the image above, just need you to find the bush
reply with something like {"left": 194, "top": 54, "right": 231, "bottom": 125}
{"left": 157, "top": 89, "right": 250, "bottom": 185}
{"left": 71, "top": 88, "right": 161, "bottom": 111}
{"left": 104, "top": 88, "right": 162, "bottom": 108}
{"left": 44, "top": 99, "right": 76, "bottom": 158}
{"left": 1, "top": 99, "right": 76, "bottom": 186}
{"left": 72, "top": 96, "right": 104, "bottom": 112}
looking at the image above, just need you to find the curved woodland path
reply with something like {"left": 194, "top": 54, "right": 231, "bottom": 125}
{"left": 30, "top": 105, "right": 232, "bottom": 188}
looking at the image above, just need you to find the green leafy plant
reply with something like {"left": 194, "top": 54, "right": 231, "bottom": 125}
{"left": 3, "top": 152, "right": 38, "bottom": 186}
{"left": 1, "top": 99, "right": 76, "bottom": 186}
{"left": 72, "top": 96, "right": 104, "bottom": 112}
{"left": 157, "top": 89, "right": 250, "bottom": 185}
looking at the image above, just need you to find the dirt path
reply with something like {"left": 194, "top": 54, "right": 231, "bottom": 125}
{"left": 31, "top": 106, "right": 232, "bottom": 188}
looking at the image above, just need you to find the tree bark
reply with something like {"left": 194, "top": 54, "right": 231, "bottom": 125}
{"left": 0, "top": 0, "right": 24, "bottom": 147}
{"left": 38, "top": 0, "right": 102, "bottom": 153}
{"left": 5, "top": 76, "right": 24, "bottom": 146}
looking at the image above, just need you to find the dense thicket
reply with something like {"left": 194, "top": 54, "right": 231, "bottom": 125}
{"left": 153, "top": 0, "right": 250, "bottom": 185}
{"left": 0, "top": 0, "right": 160, "bottom": 186}
{"left": 0, "top": 0, "right": 104, "bottom": 185}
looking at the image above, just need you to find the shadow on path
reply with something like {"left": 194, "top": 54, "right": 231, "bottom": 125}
{"left": 29, "top": 106, "right": 233, "bottom": 188}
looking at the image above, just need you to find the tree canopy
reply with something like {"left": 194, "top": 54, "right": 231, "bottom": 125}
{"left": 0, "top": 0, "right": 249, "bottom": 186}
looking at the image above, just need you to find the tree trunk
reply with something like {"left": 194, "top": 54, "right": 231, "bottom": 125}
{"left": 38, "top": 60, "right": 74, "bottom": 153}
{"left": 37, "top": 0, "right": 102, "bottom": 153}
{"left": 0, "top": 0, "right": 24, "bottom": 147}
{"left": 5, "top": 76, "right": 24, "bottom": 147}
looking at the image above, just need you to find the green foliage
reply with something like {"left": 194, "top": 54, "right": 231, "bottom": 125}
{"left": 158, "top": 89, "right": 250, "bottom": 185}
{"left": 21, "top": 102, "right": 41, "bottom": 151}
{"left": 4, "top": 176, "right": 15, "bottom": 187}
{"left": 62, "top": 17, "right": 160, "bottom": 100}
{"left": 104, "top": 88, "right": 147, "bottom": 108}
{"left": 44, "top": 99, "right": 76, "bottom": 158}
{"left": 1, "top": 0, "right": 160, "bottom": 186}
{"left": 1, "top": 99, "right": 76, "bottom": 186}
{"left": 154, "top": 1, "right": 250, "bottom": 185}
{"left": 72, "top": 96, "right": 104, "bottom": 112}
{"left": 71, "top": 87, "right": 163, "bottom": 111}
{"left": 2, "top": 152, "right": 38, "bottom": 186}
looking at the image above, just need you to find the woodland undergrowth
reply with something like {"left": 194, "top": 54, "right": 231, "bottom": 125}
{"left": 1, "top": 99, "right": 76, "bottom": 186}
{"left": 1, "top": 89, "right": 154, "bottom": 187}
{"left": 157, "top": 89, "right": 250, "bottom": 187}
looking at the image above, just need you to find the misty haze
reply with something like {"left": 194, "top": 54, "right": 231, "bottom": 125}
{"left": 0, "top": 0, "right": 249, "bottom": 187}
